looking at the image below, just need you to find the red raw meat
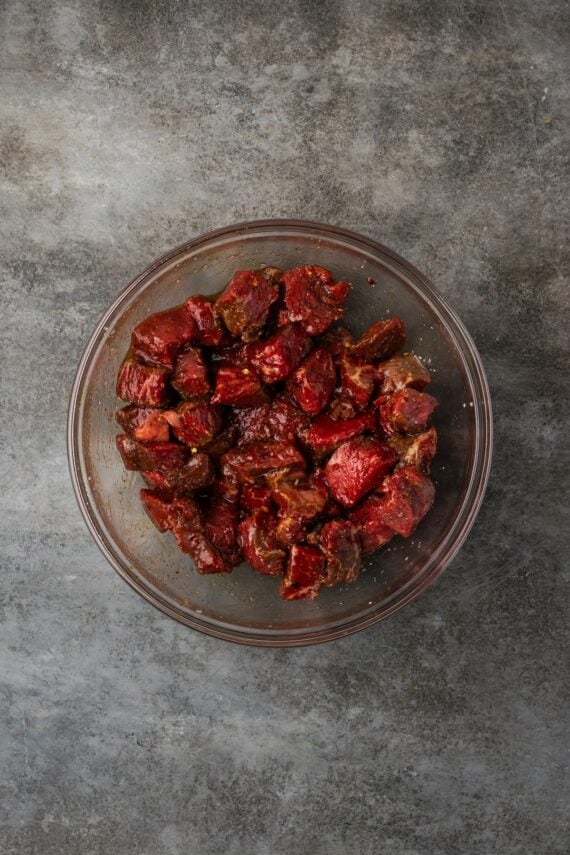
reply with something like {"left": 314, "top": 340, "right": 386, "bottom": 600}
{"left": 239, "top": 510, "right": 286, "bottom": 575}
{"left": 116, "top": 435, "right": 188, "bottom": 471}
{"left": 233, "top": 396, "right": 310, "bottom": 445}
{"left": 287, "top": 349, "right": 336, "bottom": 415}
{"left": 377, "top": 388, "right": 438, "bottom": 435}
{"left": 185, "top": 295, "right": 226, "bottom": 346}
{"left": 324, "top": 436, "right": 398, "bottom": 507}
{"left": 351, "top": 317, "right": 406, "bottom": 361}
{"left": 116, "top": 405, "right": 170, "bottom": 442}
{"left": 165, "top": 401, "right": 222, "bottom": 448}
{"left": 388, "top": 427, "right": 437, "bottom": 473}
{"left": 319, "top": 519, "right": 361, "bottom": 585}
{"left": 320, "top": 325, "right": 354, "bottom": 357}
{"left": 348, "top": 494, "right": 395, "bottom": 554}
{"left": 327, "top": 390, "right": 358, "bottom": 421}
{"left": 211, "top": 366, "right": 268, "bottom": 408}
{"left": 116, "top": 357, "right": 170, "bottom": 407}
{"left": 251, "top": 323, "right": 312, "bottom": 382}
{"left": 379, "top": 353, "right": 431, "bottom": 393}
{"left": 204, "top": 483, "right": 240, "bottom": 566}
{"left": 201, "top": 423, "right": 238, "bottom": 458}
{"left": 222, "top": 441, "right": 306, "bottom": 485}
{"left": 280, "top": 544, "right": 325, "bottom": 600}
{"left": 266, "top": 470, "right": 328, "bottom": 521}
{"left": 140, "top": 454, "right": 214, "bottom": 494}
{"left": 306, "top": 412, "right": 377, "bottom": 458}
{"left": 131, "top": 304, "right": 197, "bottom": 368}
{"left": 140, "top": 489, "right": 174, "bottom": 532}
{"left": 339, "top": 354, "right": 377, "bottom": 410}
{"left": 215, "top": 269, "right": 279, "bottom": 341}
{"left": 373, "top": 466, "right": 435, "bottom": 537}
{"left": 241, "top": 484, "right": 273, "bottom": 513}
{"left": 282, "top": 265, "right": 350, "bottom": 334}
{"left": 208, "top": 341, "right": 259, "bottom": 369}
{"left": 171, "top": 347, "right": 210, "bottom": 398}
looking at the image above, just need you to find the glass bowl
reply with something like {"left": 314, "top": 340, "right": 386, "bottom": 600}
{"left": 68, "top": 220, "right": 492, "bottom": 646}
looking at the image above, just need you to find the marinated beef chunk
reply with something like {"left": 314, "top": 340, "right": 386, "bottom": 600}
{"left": 140, "top": 489, "right": 174, "bottom": 531}
{"left": 275, "top": 516, "right": 308, "bottom": 547}
{"left": 327, "top": 390, "right": 358, "bottom": 421}
{"left": 201, "top": 423, "right": 238, "bottom": 458}
{"left": 286, "top": 348, "right": 336, "bottom": 415}
{"left": 324, "top": 436, "right": 398, "bottom": 507}
{"left": 171, "top": 347, "right": 210, "bottom": 398}
{"left": 211, "top": 366, "right": 268, "bottom": 408}
{"left": 215, "top": 269, "right": 279, "bottom": 341}
{"left": 348, "top": 494, "right": 395, "bottom": 554}
{"left": 306, "top": 412, "right": 377, "bottom": 459}
{"left": 260, "top": 265, "right": 283, "bottom": 284}
{"left": 233, "top": 396, "right": 310, "bottom": 445}
{"left": 339, "top": 354, "right": 377, "bottom": 410}
{"left": 165, "top": 496, "right": 232, "bottom": 573}
{"left": 116, "top": 405, "right": 170, "bottom": 442}
{"left": 117, "top": 357, "right": 170, "bottom": 407}
{"left": 222, "top": 441, "right": 306, "bottom": 485}
{"left": 164, "top": 401, "right": 222, "bottom": 448}
{"left": 131, "top": 304, "right": 197, "bottom": 368}
{"left": 140, "top": 454, "right": 214, "bottom": 494}
{"left": 266, "top": 470, "right": 328, "bottom": 521}
{"left": 319, "top": 519, "right": 361, "bottom": 585}
{"left": 379, "top": 353, "right": 431, "bottom": 393}
{"left": 251, "top": 323, "right": 312, "bottom": 382}
{"left": 377, "top": 388, "right": 438, "bottom": 435}
{"left": 282, "top": 265, "right": 350, "bottom": 334}
{"left": 388, "top": 426, "right": 437, "bottom": 472}
{"left": 351, "top": 317, "right": 406, "bottom": 362}
{"left": 204, "top": 481, "right": 241, "bottom": 567}
{"left": 320, "top": 325, "right": 354, "bottom": 357}
{"left": 240, "top": 484, "right": 273, "bottom": 514}
{"left": 280, "top": 544, "right": 325, "bottom": 600}
{"left": 239, "top": 510, "right": 286, "bottom": 575}
{"left": 372, "top": 466, "right": 435, "bottom": 537}
{"left": 185, "top": 295, "right": 226, "bottom": 346}
{"left": 208, "top": 341, "right": 259, "bottom": 369}
{"left": 116, "top": 435, "right": 188, "bottom": 471}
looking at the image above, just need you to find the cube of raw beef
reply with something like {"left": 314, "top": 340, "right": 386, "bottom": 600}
{"left": 239, "top": 510, "right": 287, "bottom": 575}
{"left": 251, "top": 323, "right": 313, "bottom": 382}
{"left": 266, "top": 470, "right": 328, "bottom": 521}
{"left": 201, "top": 423, "right": 238, "bottom": 458}
{"left": 140, "top": 489, "right": 175, "bottom": 532}
{"left": 372, "top": 466, "right": 435, "bottom": 537}
{"left": 377, "top": 388, "right": 438, "bottom": 435}
{"left": 174, "top": 527, "right": 232, "bottom": 573}
{"left": 275, "top": 516, "right": 308, "bottom": 546}
{"left": 388, "top": 427, "right": 437, "bottom": 473}
{"left": 185, "top": 295, "right": 226, "bottom": 346}
{"left": 286, "top": 349, "right": 336, "bottom": 415}
{"left": 348, "top": 494, "right": 395, "bottom": 554}
{"left": 279, "top": 544, "right": 325, "bottom": 600}
{"left": 141, "top": 454, "right": 214, "bottom": 494}
{"left": 282, "top": 265, "right": 350, "bottom": 335}
{"left": 215, "top": 269, "right": 279, "bottom": 341}
{"left": 339, "top": 354, "right": 377, "bottom": 410}
{"left": 164, "top": 401, "right": 222, "bottom": 448}
{"left": 324, "top": 436, "right": 398, "bottom": 507}
{"left": 240, "top": 484, "right": 273, "bottom": 514}
{"left": 116, "top": 435, "right": 188, "bottom": 471}
{"left": 319, "top": 519, "right": 361, "bottom": 585}
{"left": 378, "top": 353, "right": 431, "bottom": 393}
{"left": 222, "top": 441, "right": 306, "bottom": 485}
{"left": 306, "top": 412, "right": 377, "bottom": 458}
{"left": 116, "top": 405, "right": 170, "bottom": 442}
{"left": 131, "top": 304, "right": 197, "bottom": 368}
{"left": 320, "top": 325, "right": 354, "bottom": 358}
{"left": 171, "top": 347, "right": 210, "bottom": 398}
{"left": 204, "top": 483, "right": 241, "bottom": 567}
{"left": 207, "top": 341, "right": 260, "bottom": 369}
{"left": 233, "top": 396, "right": 310, "bottom": 445}
{"left": 116, "top": 357, "right": 170, "bottom": 407}
{"left": 327, "top": 390, "right": 358, "bottom": 421}
{"left": 211, "top": 366, "right": 269, "bottom": 408}
{"left": 351, "top": 317, "right": 406, "bottom": 362}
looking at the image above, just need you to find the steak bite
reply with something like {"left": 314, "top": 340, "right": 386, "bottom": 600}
{"left": 324, "top": 436, "right": 398, "bottom": 507}
{"left": 379, "top": 353, "right": 431, "bottom": 393}
{"left": 351, "top": 317, "right": 406, "bottom": 362}
{"left": 116, "top": 435, "right": 188, "bottom": 471}
{"left": 306, "top": 412, "right": 377, "bottom": 459}
{"left": 211, "top": 366, "right": 268, "bottom": 408}
{"left": 185, "top": 295, "right": 226, "bottom": 346}
{"left": 388, "top": 427, "right": 437, "bottom": 473}
{"left": 171, "top": 347, "right": 210, "bottom": 398}
{"left": 319, "top": 519, "right": 361, "bottom": 586}
{"left": 131, "top": 304, "right": 197, "bottom": 368}
{"left": 164, "top": 401, "right": 222, "bottom": 448}
{"left": 251, "top": 323, "right": 313, "bottom": 382}
{"left": 377, "top": 388, "right": 438, "bottom": 435}
{"left": 215, "top": 269, "right": 280, "bottom": 341}
{"left": 233, "top": 396, "right": 310, "bottom": 445}
{"left": 286, "top": 348, "right": 336, "bottom": 415}
{"left": 141, "top": 454, "right": 215, "bottom": 494}
{"left": 348, "top": 494, "right": 395, "bottom": 554}
{"left": 339, "top": 353, "right": 377, "bottom": 411}
{"left": 117, "top": 357, "right": 170, "bottom": 407}
{"left": 222, "top": 441, "right": 306, "bottom": 485}
{"left": 116, "top": 405, "right": 170, "bottom": 442}
{"left": 372, "top": 466, "right": 435, "bottom": 537}
{"left": 239, "top": 510, "right": 287, "bottom": 576}
{"left": 282, "top": 265, "right": 350, "bottom": 335}
{"left": 280, "top": 544, "right": 325, "bottom": 600}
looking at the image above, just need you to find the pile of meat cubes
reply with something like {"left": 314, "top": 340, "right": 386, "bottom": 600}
{"left": 115, "top": 265, "right": 438, "bottom": 600}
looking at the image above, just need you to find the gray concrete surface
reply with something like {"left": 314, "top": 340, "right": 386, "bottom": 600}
{"left": 1, "top": 1, "right": 569, "bottom": 853}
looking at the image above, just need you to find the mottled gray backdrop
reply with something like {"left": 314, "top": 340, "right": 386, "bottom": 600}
{"left": 1, "top": 1, "right": 568, "bottom": 853}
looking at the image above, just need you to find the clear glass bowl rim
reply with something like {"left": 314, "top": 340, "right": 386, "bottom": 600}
{"left": 67, "top": 218, "right": 493, "bottom": 647}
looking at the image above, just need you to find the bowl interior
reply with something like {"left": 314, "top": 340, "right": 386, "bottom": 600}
{"left": 69, "top": 222, "right": 490, "bottom": 644}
